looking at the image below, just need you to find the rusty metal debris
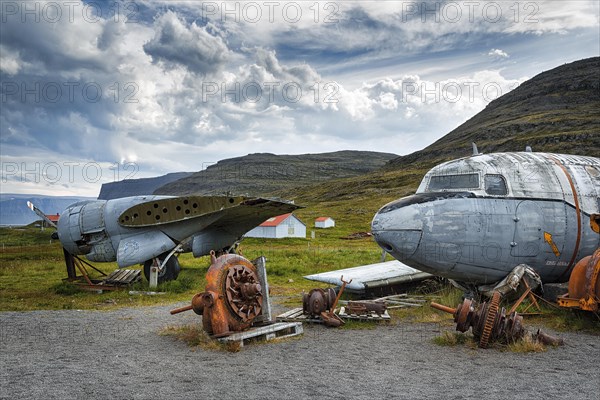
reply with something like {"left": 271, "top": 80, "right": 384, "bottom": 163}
{"left": 557, "top": 247, "right": 600, "bottom": 313}
{"left": 431, "top": 291, "right": 564, "bottom": 348}
{"left": 320, "top": 276, "right": 352, "bottom": 327}
{"left": 346, "top": 301, "right": 387, "bottom": 315}
{"left": 302, "top": 276, "right": 352, "bottom": 327}
{"left": 303, "top": 288, "right": 337, "bottom": 317}
{"left": 170, "top": 251, "right": 263, "bottom": 338}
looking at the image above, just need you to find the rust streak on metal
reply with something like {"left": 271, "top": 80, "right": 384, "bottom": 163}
{"left": 430, "top": 302, "right": 456, "bottom": 314}
{"left": 549, "top": 156, "right": 582, "bottom": 279}
{"left": 170, "top": 305, "right": 193, "bottom": 315}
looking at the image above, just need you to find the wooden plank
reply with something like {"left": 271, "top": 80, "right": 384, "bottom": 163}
{"left": 338, "top": 307, "right": 391, "bottom": 321}
{"left": 217, "top": 322, "right": 303, "bottom": 347}
{"left": 277, "top": 308, "right": 303, "bottom": 319}
{"left": 276, "top": 308, "right": 323, "bottom": 323}
{"left": 107, "top": 269, "right": 126, "bottom": 282}
{"left": 104, "top": 269, "right": 141, "bottom": 285}
{"left": 121, "top": 270, "right": 140, "bottom": 284}
{"left": 105, "top": 270, "right": 119, "bottom": 280}
{"left": 115, "top": 269, "right": 130, "bottom": 281}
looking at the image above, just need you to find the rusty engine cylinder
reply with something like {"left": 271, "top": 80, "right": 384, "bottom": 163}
{"left": 171, "top": 252, "right": 263, "bottom": 338}
{"left": 303, "top": 288, "right": 337, "bottom": 317}
{"left": 558, "top": 248, "right": 600, "bottom": 312}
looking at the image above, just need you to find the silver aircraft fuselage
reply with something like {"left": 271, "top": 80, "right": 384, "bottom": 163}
{"left": 371, "top": 152, "right": 600, "bottom": 285}
{"left": 55, "top": 195, "right": 299, "bottom": 268}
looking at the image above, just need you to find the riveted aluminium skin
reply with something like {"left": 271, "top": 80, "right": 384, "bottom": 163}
{"left": 372, "top": 152, "right": 600, "bottom": 286}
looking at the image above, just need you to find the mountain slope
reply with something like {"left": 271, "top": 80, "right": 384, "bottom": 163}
{"left": 281, "top": 57, "right": 600, "bottom": 204}
{"left": 154, "top": 151, "right": 398, "bottom": 196}
{"left": 386, "top": 57, "right": 600, "bottom": 170}
{"left": 98, "top": 172, "right": 193, "bottom": 200}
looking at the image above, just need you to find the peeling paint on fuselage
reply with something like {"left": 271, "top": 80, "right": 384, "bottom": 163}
{"left": 372, "top": 152, "right": 600, "bottom": 285}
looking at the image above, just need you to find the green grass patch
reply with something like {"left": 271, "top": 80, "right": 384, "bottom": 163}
{"left": 160, "top": 324, "right": 246, "bottom": 352}
{"left": 503, "top": 335, "right": 548, "bottom": 353}
{"left": 340, "top": 319, "right": 380, "bottom": 330}
{"left": 524, "top": 307, "right": 600, "bottom": 334}
{"left": 51, "top": 281, "right": 82, "bottom": 296}
{"left": 432, "top": 331, "right": 474, "bottom": 347}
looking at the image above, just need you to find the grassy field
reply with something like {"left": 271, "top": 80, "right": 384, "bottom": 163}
{"left": 1, "top": 200, "right": 598, "bottom": 336}
{"left": 0, "top": 205, "right": 391, "bottom": 312}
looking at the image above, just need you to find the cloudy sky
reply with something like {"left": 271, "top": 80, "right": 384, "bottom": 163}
{"left": 1, "top": 0, "right": 598, "bottom": 196}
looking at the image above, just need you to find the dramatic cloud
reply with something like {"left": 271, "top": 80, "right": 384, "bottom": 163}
{"left": 143, "top": 11, "right": 230, "bottom": 75}
{"left": 0, "top": 0, "right": 598, "bottom": 196}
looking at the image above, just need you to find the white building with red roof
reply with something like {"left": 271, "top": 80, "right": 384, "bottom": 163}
{"left": 244, "top": 213, "right": 306, "bottom": 239}
{"left": 314, "top": 216, "right": 335, "bottom": 228}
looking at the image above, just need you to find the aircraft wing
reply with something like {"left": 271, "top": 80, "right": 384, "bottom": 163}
{"left": 201, "top": 197, "right": 301, "bottom": 238}
{"left": 304, "top": 260, "right": 432, "bottom": 293}
{"left": 118, "top": 196, "right": 300, "bottom": 230}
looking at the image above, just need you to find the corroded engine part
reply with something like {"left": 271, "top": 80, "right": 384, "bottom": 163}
{"left": 346, "top": 301, "right": 387, "bottom": 315}
{"left": 557, "top": 248, "right": 600, "bottom": 312}
{"left": 431, "top": 292, "right": 564, "bottom": 348}
{"left": 303, "top": 288, "right": 336, "bottom": 317}
{"left": 170, "top": 252, "right": 263, "bottom": 338}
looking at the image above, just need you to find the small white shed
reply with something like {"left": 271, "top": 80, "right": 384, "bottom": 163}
{"left": 315, "top": 217, "right": 335, "bottom": 228}
{"left": 245, "top": 213, "right": 306, "bottom": 239}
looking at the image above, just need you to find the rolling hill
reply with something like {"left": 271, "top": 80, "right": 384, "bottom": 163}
{"left": 98, "top": 172, "right": 193, "bottom": 200}
{"left": 153, "top": 151, "right": 398, "bottom": 196}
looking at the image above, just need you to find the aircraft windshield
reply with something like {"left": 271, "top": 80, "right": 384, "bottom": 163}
{"left": 484, "top": 174, "right": 508, "bottom": 195}
{"left": 427, "top": 173, "right": 480, "bottom": 191}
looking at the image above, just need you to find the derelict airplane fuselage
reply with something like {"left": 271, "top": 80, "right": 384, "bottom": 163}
{"left": 371, "top": 150, "right": 600, "bottom": 286}
{"left": 29, "top": 195, "right": 299, "bottom": 282}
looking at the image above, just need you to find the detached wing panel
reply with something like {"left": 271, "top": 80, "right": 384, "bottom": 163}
{"left": 116, "top": 231, "right": 176, "bottom": 267}
{"left": 304, "top": 260, "right": 432, "bottom": 293}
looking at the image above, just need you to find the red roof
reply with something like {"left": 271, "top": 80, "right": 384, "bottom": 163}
{"left": 259, "top": 213, "right": 293, "bottom": 227}
{"left": 315, "top": 217, "right": 331, "bottom": 222}
{"left": 47, "top": 213, "right": 60, "bottom": 223}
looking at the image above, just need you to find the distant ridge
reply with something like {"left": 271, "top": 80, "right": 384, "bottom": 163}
{"left": 154, "top": 151, "right": 398, "bottom": 196}
{"left": 98, "top": 172, "right": 193, "bottom": 200}
{"left": 386, "top": 57, "right": 600, "bottom": 170}
{"left": 0, "top": 194, "right": 93, "bottom": 226}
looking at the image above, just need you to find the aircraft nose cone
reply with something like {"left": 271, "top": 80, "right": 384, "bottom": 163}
{"left": 371, "top": 199, "right": 423, "bottom": 260}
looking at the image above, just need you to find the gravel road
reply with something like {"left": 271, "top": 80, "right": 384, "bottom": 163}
{"left": 1, "top": 302, "right": 598, "bottom": 400}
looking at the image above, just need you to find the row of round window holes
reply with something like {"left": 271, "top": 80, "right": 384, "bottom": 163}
{"left": 121, "top": 202, "right": 199, "bottom": 222}
{"left": 121, "top": 198, "right": 236, "bottom": 223}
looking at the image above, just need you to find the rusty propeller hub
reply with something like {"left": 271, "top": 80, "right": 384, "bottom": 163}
{"left": 225, "top": 264, "right": 263, "bottom": 322}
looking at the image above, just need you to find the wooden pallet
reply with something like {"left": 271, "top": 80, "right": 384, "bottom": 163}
{"left": 217, "top": 322, "right": 303, "bottom": 347}
{"left": 276, "top": 307, "right": 326, "bottom": 324}
{"left": 338, "top": 306, "right": 391, "bottom": 321}
{"left": 104, "top": 269, "right": 141, "bottom": 285}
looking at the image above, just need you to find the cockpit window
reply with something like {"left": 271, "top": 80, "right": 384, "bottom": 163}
{"left": 484, "top": 174, "right": 508, "bottom": 196}
{"left": 427, "top": 174, "right": 480, "bottom": 191}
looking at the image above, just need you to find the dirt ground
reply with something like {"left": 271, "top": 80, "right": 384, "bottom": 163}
{"left": 1, "top": 302, "right": 598, "bottom": 400}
